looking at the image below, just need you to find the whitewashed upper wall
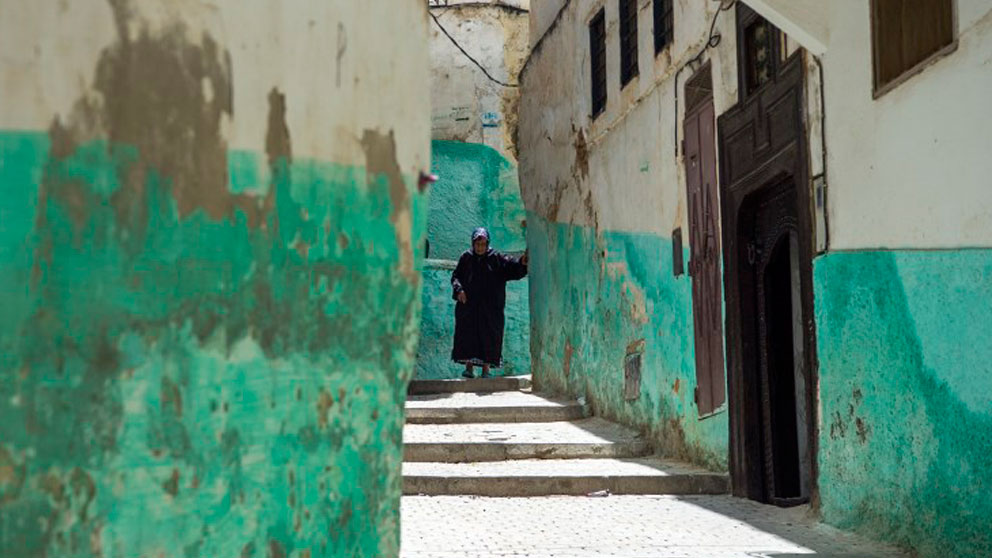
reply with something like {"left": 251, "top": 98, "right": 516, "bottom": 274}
{"left": 530, "top": 0, "right": 567, "bottom": 47}
{"left": 0, "top": 0, "right": 431, "bottom": 172}
{"left": 429, "top": 2, "right": 529, "bottom": 159}
{"left": 519, "top": 0, "right": 739, "bottom": 236}
{"left": 821, "top": 1, "right": 992, "bottom": 250}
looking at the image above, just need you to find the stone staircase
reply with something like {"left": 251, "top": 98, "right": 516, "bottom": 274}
{"left": 403, "top": 376, "right": 729, "bottom": 497}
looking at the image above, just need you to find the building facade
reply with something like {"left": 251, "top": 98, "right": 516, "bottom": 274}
{"left": 0, "top": 1, "right": 430, "bottom": 556}
{"left": 417, "top": 0, "right": 532, "bottom": 379}
{"left": 519, "top": 0, "right": 992, "bottom": 556}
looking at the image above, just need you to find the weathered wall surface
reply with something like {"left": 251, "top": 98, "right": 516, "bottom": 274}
{"left": 416, "top": 141, "right": 529, "bottom": 379}
{"left": 518, "top": 0, "right": 740, "bottom": 469}
{"left": 528, "top": 216, "right": 728, "bottom": 467}
{"left": 429, "top": 2, "right": 529, "bottom": 159}
{"left": 427, "top": 141, "right": 528, "bottom": 260}
{"left": 813, "top": 250, "right": 992, "bottom": 558}
{"left": 0, "top": 1, "right": 430, "bottom": 557}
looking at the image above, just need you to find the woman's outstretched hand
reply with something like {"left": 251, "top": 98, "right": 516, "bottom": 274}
{"left": 457, "top": 291, "right": 468, "bottom": 304}
{"left": 521, "top": 250, "right": 529, "bottom": 266}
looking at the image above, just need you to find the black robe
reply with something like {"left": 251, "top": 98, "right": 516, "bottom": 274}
{"left": 450, "top": 249, "right": 528, "bottom": 367}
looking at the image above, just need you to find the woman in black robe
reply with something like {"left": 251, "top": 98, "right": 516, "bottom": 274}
{"left": 451, "top": 227, "right": 528, "bottom": 378}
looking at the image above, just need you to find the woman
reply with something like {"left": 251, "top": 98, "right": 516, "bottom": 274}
{"left": 451, "top": 227, "right": 528, "bottom": 378}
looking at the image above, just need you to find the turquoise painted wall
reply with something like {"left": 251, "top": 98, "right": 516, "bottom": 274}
{"left": 0, "top": 130, "right": 426, "bottom": 557}
{"left": 414, "top": 141, "right": 530, "bottom": 379}
{"left": 814, "top": 249, "right": 992, "bottom": 558}
{"left": 527, "top": 212, "right": 728, "bottom": 470}
{"left": 426, "top": 141, "right": 527, "bottom": 259}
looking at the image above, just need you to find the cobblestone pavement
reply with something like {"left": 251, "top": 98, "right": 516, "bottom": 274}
{"left": 401, "top": 495, "right": 909, "bottom": 558}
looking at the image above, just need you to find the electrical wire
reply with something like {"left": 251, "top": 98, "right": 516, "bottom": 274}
{"left": 429, "top": 9, "right": 519, "bottom": 88}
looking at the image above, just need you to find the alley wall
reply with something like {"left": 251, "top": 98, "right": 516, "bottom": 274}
{"left": 520, "top": 0, "right": 992, "bottom": 556}
{"left": 0, "top": 1, "right": 430, "bottom": 556}
{"left": 808, "top": 2, "right": 992, "bottom": 556}
{"left": 519, "top": 0, "right": 742, "bottom": 470}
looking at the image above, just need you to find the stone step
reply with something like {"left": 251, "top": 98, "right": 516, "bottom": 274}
{"left": 403, "top": 457, "right": 730, "bottom": 496}
{"left": 407, "top": 375, "right": 532, "bottom": 395}
{"left": 405, "top": 391, "right": 585, "bottom": 424}
{"left": 403, "top": 417, "right": 650, "bottom": 462}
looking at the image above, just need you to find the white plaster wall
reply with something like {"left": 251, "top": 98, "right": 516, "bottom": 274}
{"left": 821, "top": 1, "right": 992, "bottom": 250}
{"left": 519, "top": 0, "right": 739, "bottom": 238}
{"left": 429, "top": 2, "right": 529, "bottom": 159}
{"left": 530, "top": 0, "right": 568, "bottom": 47}
{"left": 0, "top": 0, "right": 431, "bottom": 173}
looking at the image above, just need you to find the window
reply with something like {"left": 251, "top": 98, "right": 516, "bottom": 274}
{"left": 590, "top": 9, "right": 607, "bottom": 117}
{"left": 653, "top": 0, "right": 673, "bottom": 54}
{"left": 743, "top": 18, "right": 776, "bottom": 96}
{"left": 871, "top": 0, "right": 954, "bottom": 94}
{"left": 619, "top": 0, "right": 639, "bottom": 86}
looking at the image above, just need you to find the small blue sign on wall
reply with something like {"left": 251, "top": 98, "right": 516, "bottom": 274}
{"left": 482, "top": 111, "right": 501, "bottom": 128}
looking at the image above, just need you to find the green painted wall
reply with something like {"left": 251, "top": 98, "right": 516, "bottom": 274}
{"left": 425, "top": 141, "right": 527, "bottom": 260}
{"left": 0, "top": 130, "right": 426, "bottom": 557}
{"left": 814, "top": 249, "right": 992, "bottom": 558}
{"left": 527, "top": 212, "right": 728, "bottom": 470}
{"left": 414, "top": 141, "right": 529, "bottom": 379}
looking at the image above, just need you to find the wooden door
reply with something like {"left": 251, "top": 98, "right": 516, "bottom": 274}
{"left": 683, "top": 74, "right": 726, "bottom": 416}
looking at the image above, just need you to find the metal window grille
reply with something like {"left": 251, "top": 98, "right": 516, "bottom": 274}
{"left": 590, "top": 9, "right": 608, "bottom": 117}
{"left": 653, "top": 0, "right": 674, "bottom": 54}
{"left": 744, "top": 19, "right": 775, "bottom": 95}
{"left": 619, "top": 0, "right": 639, "bottom": 86}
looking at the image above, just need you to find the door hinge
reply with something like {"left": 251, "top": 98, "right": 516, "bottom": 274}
{"left": 693, "top": 386, "right": 700, "bottom": 406}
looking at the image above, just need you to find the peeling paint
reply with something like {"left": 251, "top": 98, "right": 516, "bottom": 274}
{"left": 527, "top": 212, "right": 728, "bottom": 470}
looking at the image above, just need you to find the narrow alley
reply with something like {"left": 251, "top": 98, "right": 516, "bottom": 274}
{"left": 0, "top": 1, "right": 989, "bottom": 557}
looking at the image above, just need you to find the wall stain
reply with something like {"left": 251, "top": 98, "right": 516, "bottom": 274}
{"left": 573, "top": 128, "right": 589, "bottom": 180}
{"left": 0, "top": 447, "right": 26, "bottom": 505}
{"left": 1, "top": 1, "right": 425, "bottom": 555}
{"left": 162, "top": 469, "right": 180, "bottom": 497}
{"left": 361, "top": 129, "right": 414, "bottom": 279}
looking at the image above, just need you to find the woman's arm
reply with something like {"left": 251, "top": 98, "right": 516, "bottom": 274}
{"left": 500, "top": 251, "right": 528, "bottom": 281}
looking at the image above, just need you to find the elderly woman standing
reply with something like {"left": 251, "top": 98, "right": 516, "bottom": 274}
{"left": 451, "top": 227, "right": 528, "bottom": 378}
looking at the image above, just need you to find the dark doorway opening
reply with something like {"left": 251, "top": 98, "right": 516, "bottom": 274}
{"left": 737, "top": 182, "right": 810, "bottom": 505}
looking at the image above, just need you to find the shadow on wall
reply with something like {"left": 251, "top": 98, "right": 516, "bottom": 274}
{"left": 814, "top": 249, "right": 992, "bottom": 558}
{"left": 415, "top": 140, "right": 530, "bottom": 379}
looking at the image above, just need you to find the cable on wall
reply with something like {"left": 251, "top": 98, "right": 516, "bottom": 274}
{"left": 429, "top": 9, "right": 519, "bottom": 88}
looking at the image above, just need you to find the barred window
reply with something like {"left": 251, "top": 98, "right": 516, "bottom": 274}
{"left": 590, "top": 9, "right": 608, "bottom": 117}
{"left": 619, "top": 0, "right": 639, "bottom": 86}
{"left": 653, "top": 0, "right": 673, "bottom": 53}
